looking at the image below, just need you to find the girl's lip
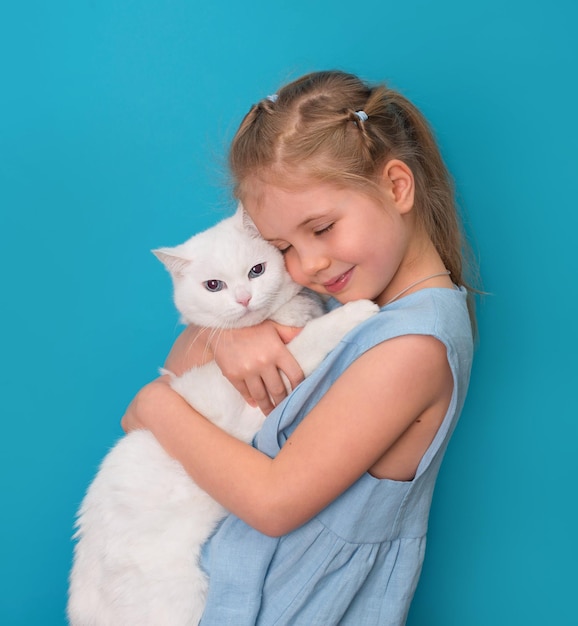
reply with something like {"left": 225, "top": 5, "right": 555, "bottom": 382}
{"left": 323, "top": 268, "right": 354, "bottom": 294}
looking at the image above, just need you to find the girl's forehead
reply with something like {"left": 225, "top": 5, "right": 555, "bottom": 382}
{"left": 243, "top": 181, "right": 331, "bottom": 216}
{"left": 242, "top": 184, "right": 330, "bottom": 239}
{"left": 241, "top": 182, "right": 301, "bottom": 218}
{"left": 240, "top": 167, "right": 325, "bottom": 202}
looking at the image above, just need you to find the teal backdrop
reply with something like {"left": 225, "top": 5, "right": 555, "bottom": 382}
{"left": 1, "top": 1, "right": 576, "bottom": 624}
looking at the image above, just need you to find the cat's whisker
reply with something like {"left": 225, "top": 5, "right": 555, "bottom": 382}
{"left": 205, "top": 326, "right": 226, "bottom": 363}
{"left": 68, "top": 210, "right": 334, "bottom": 625}
{"left": 170, "top": 326, "right": 209, "bottom": 370}
{"left": 206, "top": 322, "right": 237, "bottom": 363}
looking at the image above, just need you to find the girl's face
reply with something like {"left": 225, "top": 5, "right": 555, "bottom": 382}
{"left": 244, "top": 180, "right": 412, "bottom": 307}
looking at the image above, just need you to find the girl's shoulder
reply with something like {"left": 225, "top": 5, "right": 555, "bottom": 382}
{"left": 343, "top": 286, "right": 472, "bottom": 356}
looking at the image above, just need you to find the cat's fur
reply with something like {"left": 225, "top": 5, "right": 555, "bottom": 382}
{"left": 67, "top": 207, "right": 379, "bottom": 626}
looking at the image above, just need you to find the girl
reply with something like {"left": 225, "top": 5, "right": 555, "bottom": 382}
{"left": 122, "top": 70, "right": 475, "bottom": 625}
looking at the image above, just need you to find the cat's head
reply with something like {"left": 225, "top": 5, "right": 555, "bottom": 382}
{"left": 153, "top": 206, "right": 301, "bottom": 329}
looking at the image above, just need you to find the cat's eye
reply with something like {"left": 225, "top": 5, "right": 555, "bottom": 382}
{"left": 204, "top": 279, "right": 225, "bottom": 292}
{"left": 248, "top": 263, "right": 266, "bottom": 279}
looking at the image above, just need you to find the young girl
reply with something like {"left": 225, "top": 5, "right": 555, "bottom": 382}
{"left": 122, "top": 70, "right": 475, "bottom": 625}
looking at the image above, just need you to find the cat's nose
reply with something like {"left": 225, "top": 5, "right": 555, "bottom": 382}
{"left": 235, "top": 288, "right": 252, "bottom": 307}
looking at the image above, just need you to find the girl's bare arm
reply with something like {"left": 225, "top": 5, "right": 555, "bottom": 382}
{"left": 165, "top": 321, "right": 303, "bottom": 413}
{"left": 122, "top": 334, "right": 452, "bottom": 536}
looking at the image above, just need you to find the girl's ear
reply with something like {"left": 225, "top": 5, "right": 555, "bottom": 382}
{"left": 381, "top": 159, "right": 415, "bottom": 214}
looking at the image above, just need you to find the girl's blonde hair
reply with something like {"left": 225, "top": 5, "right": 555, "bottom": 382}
{"left": 229, "top": 70, "right": 477, "bottom": 319}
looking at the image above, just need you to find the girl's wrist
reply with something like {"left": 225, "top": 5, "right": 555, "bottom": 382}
{"left": 143, "top": 378, "right": 182, "bottom": 425}
{"left": 122, "top": 378, "right": 183, "bottom": 433}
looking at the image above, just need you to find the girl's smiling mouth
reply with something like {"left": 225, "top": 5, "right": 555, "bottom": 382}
{"left": 323, "top": 268, "right": 354, "bottom": 294}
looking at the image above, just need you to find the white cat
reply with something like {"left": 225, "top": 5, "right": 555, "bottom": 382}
{"left": 67, "top": 206, "right": 379, "bottom": 626}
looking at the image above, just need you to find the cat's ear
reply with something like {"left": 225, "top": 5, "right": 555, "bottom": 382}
{"left": 234, "top": 202, "right": 260, "bottom": 237}
{"left": 152, "top": 248, "right": 190, "bottom": 277}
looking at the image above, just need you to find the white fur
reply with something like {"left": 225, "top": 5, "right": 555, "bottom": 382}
{"left": 67, "top": 207, "right": 379, "bottom": 625}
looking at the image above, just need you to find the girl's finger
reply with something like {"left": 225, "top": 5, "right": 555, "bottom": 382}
{"left": 245, "top": 376, "right": 276, "bottom": 415}
{"left": 260, "top": 370, "right": 291, "bottom": 409}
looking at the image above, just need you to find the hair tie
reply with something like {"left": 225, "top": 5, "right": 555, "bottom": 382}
{"left": 266, "top": 94, "right": 278, "bottom": 103}
{"left": 354, "top": 110, "right": 368, "bottom": 122}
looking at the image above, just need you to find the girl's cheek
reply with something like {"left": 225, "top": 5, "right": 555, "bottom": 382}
{"left": 284, "top": 252, "right": 306, "bottom": 285}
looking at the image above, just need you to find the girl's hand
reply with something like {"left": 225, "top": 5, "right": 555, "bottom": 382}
{"left": 121, "top": 377, "right": 178, "bottom": 434}
{"left": 212, "top": 321, "right": 303, "bottom": 415}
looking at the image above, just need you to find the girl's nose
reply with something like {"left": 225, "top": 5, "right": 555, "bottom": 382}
{"left": 299, "top": 249, "right": 331, "bottom": 276}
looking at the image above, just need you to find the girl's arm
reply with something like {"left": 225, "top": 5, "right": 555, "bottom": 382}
{"left": 123, "top": 334, "right": 453, "bottom": 537}
{"left": 164, "top": 321, "right": 303, "bottom": 414}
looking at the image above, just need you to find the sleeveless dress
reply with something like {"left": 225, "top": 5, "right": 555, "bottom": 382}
{"left": 200, "top": 286, "right": 473, "bottom": 625}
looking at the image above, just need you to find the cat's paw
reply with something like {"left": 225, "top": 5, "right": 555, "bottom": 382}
{"left": 288, "top": 299, "right": 379, "bottom": 376}
{"left": 340, "top": 299, "right": 380, "bottom": 325}
{"left": 321, "top": 299, "right": 380, "bottom": 341}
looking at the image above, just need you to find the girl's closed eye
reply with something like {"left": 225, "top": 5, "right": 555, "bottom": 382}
{"left": 314, "top": 223, "right": 335, "bottom": 236}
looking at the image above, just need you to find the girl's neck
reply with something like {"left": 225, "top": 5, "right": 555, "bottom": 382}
{"left": 383, "top": 270, "right": 451, "bottom": 306}
{"left": 378, "top": 237, "right": 452, "bottom": 307}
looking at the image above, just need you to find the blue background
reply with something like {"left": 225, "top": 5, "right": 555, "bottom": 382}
{"left": 1, "top": 1, "right": 576, "bottom": 624}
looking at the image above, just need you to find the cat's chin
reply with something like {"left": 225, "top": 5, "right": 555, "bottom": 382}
{"left": 184, "top": 309, "right": 270, "bottom": 330}
{"left": 229, "top": 310, "right": 270, "bottom": 328}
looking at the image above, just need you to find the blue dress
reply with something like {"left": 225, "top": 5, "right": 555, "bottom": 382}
{"left": 200, "top": 287, "right": 474, "bottom": 625}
